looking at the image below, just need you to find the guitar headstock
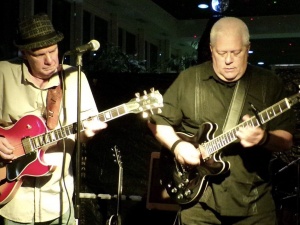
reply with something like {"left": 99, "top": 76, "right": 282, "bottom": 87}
{"left": 111, "top": 145, "right": 122, "bottom": 169}
{"left": 125, "top": 87, "right": 163, "bottom": 117}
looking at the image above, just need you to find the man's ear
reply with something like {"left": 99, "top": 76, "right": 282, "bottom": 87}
{"left": 20, "top": 50, "right": 27, "bottom": 60}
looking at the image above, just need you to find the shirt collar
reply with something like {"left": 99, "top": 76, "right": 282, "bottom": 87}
{"left": 22, "top": 61, "right": 60, "bottom": 89}
{"left": 203, "top": 61, "right": 238, "bottom": 87}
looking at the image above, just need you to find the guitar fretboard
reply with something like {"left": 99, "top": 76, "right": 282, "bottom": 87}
{"left": 203, "top": 93, "right": 300, "bottom": 155}
{"left": 98, "top": 104, "right": 128, "bottom": 122}
{"left": 22, "top": 104, "right": 129, "bottom": 152}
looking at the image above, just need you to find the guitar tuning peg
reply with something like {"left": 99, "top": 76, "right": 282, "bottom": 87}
{"left": 157, "top": 108, "right": 162, "bottom": 114}
{"left": 150, "top": 87, "right": 154, "bottom": 93}
{"left": 135, "top": 92, "right": 140, "bottom": 98}
{"left": 143, "top": 91, "right": 149, "bottom": 100}
{"left": 142, "top": 111, "right": 149, "bottom": 118}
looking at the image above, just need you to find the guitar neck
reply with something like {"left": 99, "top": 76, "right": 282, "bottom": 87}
{"left": 25, "top": 104, "right": 130, "bottom": 152}
{"left": 23, "top": 88, "right": 163, "bottom": 153}
{"left": 97, "top": 104, "right": 130, "bottom": 123}
{"left": 116, "top": 166, "right": 123, "bottom": 215}
{"left": 203, "top": 93, "right": 299, "bottom": 156}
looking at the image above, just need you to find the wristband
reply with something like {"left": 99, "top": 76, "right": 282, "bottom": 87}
{"left": 170, "top": 139, "right": 183, "bottom": 153}
{"left": 259, "top": 131, "right": 270, "bottom": 146}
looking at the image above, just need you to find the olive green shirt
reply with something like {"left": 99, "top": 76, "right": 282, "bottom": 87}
{"left": 150, "top": 61, "right": 295, "bottom": 216}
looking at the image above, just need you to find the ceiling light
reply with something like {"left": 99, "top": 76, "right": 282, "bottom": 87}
{"left": 198, "top": 4, "right": 209, "bottom": 9}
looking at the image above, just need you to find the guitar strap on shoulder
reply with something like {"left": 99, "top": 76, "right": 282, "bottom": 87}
{"left": 222, "top": 73, "right": 252, "bottom": 132}
{"left": 46, "top": 82, "right": 62, "bottom": 130}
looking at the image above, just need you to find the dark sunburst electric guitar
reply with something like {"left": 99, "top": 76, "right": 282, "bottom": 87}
{"left": 160, "top": 92, "right": 300, "bottom": 205}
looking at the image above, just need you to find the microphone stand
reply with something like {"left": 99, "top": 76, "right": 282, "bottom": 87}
{"left": 75, "top": 52, "right": 83, "bottom": 225}
{"left": 296, "top": 157, "right": 299, "bottom": 225}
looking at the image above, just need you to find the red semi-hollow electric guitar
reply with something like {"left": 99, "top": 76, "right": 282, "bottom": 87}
{"left": 0, "top": 88, "right": 163, "bottom": 205}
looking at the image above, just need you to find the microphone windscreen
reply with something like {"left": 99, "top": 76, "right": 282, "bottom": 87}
{"left": 89, "top": 40, "right": 100, "bottom": 51}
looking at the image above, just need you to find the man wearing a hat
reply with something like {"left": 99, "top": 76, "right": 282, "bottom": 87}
{"left": 0, "top": 13, "right": 107, "bottom": 225}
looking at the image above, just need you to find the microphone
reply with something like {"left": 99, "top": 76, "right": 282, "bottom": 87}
{"left": 65, "top": 40, "right": 100, "bottom": 55}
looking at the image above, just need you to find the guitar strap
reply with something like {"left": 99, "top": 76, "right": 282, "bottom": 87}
{"left": 46, "top": 81, "right": 62, "bottom": 130}
{"left": 222, "top": 73, "right": 252, "bottom": 132}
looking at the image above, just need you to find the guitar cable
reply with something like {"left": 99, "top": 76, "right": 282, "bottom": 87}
{"left": 57, "top": 57, "right": 73, "bottom": 225}
{"left": 174, "top": 208, "right": 182, "bottom": 225}
{"left": 249, "top": 102, "right": 263, "bottom": 127}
